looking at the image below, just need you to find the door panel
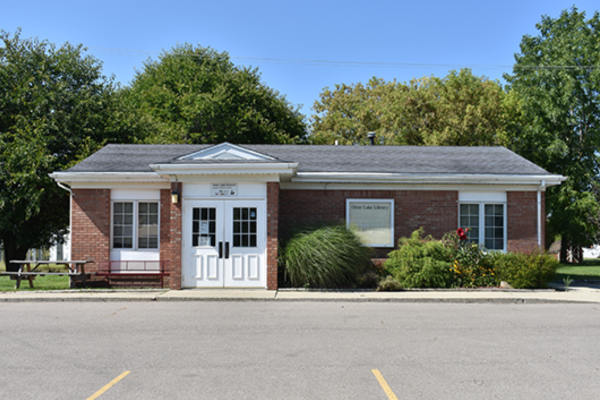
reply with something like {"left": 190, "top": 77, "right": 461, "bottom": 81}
{"left": 192, "top": 254, "right": 202, "bottom": 279}
{"left": 248, "top": 255, "right": 259, "bottom": 280}
{"left": 231, "top": 255, "right": 244, "bottom": 280}
{"left": 206, "top": 254, "right": 220, "bottom": 280}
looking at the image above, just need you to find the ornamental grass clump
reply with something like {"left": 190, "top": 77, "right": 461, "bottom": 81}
{"left": 384, "top": 228, "right": 453, "bottom": 288}
{"left": 280, "top": 225, "right": 372, "bottom": 288}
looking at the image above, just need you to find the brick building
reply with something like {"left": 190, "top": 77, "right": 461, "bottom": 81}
{"left": 50, "top": 143, "right": 565, "bottom": 290}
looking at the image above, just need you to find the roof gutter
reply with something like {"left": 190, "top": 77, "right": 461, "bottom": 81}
{"left": 54, "top": 180, "right": 73, "bottom": 260}
{"left": 49, "top": 172, "right": 167, "bottom": 183}
{"left": 292, "top": 172, "right": 566, "bottom": 186}
{"left": 538, "top": 180, "right": 545, "bottom": 247}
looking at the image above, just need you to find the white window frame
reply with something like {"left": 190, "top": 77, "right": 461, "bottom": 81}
{"left": 111, "top": 200, "right": 160, "bottom": 252}
{"left": 346, "top": 199, "right": 394, "bottom": 247}
{"left": 458, "top": 202, "right": 507, "bottom": 252}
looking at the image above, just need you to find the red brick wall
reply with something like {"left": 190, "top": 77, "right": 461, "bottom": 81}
{"left": 159, "top": 188, "right": 172, "bottom": 288}
{"left": 279, "top": 189, "right": 458, "bottom": 256}
{"left": 71, "top": 186, "right": 543, "bottom": 289}
{"left": 168, "top": 182, "right": 183, "bottom": 289}
{"left": 507, "top": 191, "right": 542, "bottom": 252}
{"left": 395, "top": 190, "right": 458, "bottom": 240}
{"left": 266, "top": 182, "right": 279, "bottom": 290}
{"left": 71, "top": 189, "right": 111, "bottom": 273}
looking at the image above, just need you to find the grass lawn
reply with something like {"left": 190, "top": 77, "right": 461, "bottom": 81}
{"left": 555, "top": 259, "right": 600, "bottom": 281}
{"left": 0, "top": 275, "right": 70, "bottom": 291}
{"left": 0, "top": 261, "right": 71, "bottom": 291}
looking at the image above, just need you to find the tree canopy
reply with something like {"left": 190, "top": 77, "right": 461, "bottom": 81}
{"left": 504, "top": 7, "right": 600, "bottom": 253}
{"left": 310, "top": 69, "right": 508, "bottom": 146}
{"left": 0, "top": 30, "right": 126, "bottom": 269}
{"left": 124, "top": 44, "right": 307, "bottom": 144}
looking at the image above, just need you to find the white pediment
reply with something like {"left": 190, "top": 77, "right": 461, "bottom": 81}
{"left": 178, "top": 143, "right": 276, "bottom": 161}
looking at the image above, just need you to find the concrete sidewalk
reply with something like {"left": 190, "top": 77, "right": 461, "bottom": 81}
{"left": 0, "top": 283, "right": 599, "bottom": 303}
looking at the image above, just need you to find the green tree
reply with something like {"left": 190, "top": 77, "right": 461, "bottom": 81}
{"left": 310, "top": 77, "right": 405, "bottom": 145}
{"left": 124, "top": 44, "right": 307, "bottom": 144}
{"left": 504, "top": 8, "right": 600, "bottom": 258}
{"left": 310, "top": 69, "right": 507, "bottom": 146}
{"left": 0, "top": 30, "right": 125, "bottom": 270}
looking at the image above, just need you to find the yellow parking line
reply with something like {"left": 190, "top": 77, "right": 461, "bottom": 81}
{"left": 87, "top": 371, "right": 130, "bottom": 400}
{"left": 372, "top": 369, "right": 399, "bottom": 400}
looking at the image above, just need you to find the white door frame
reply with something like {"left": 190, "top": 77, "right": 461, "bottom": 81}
{"left": 182, "top": 199, "right": 266, "bottom": 288}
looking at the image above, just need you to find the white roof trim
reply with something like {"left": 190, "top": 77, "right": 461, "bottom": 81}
{"left": 178, "top": 142, "right": 276, "bottom": 161}
{"left": 149, "top": 162, "right": 298, "bottom": 176}
{"left": 50, "top": 168, "right": 565, "bottom": 188}
{"left": 50, "top": 172, "right": 168, "bottom": 183}
{"left": 292, "top": 172, "right": 566, "bottom": 186}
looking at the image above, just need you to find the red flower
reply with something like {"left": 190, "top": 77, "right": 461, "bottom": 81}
{"left": 457, "top": 228, "right": 468, "bottom": 241}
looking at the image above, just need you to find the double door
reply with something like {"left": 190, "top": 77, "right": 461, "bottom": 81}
{"left": 183, "top": 200, "right": 266, "bottom": 288}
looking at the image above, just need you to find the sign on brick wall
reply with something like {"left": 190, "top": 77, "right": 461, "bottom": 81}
{"left": 346, "top": 199, "right": 394, "bottom": 247}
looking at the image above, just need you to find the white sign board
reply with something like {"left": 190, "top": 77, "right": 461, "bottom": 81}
{"left": 347, "top": 200, "right": 394, "bottom": 247}
{"left": 211, "top": 183, "right": 238, "bottom": 197}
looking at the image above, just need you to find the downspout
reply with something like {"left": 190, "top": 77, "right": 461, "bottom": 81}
{"left": 537, "top": 180, "right": 546, "bottom": 247}
{"left": 56, "top": 181, "right": 72, "bottom": 260}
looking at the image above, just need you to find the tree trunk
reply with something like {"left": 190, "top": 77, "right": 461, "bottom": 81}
{"left": 1, "top": 237, "right": 28, "bottom": 273}
{"left": 560, "top": 240, "right": 567, "bottom": 263}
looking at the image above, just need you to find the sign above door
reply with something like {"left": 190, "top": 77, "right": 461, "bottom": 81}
{"left": 212, "top": 183, "right": 238, "bottom": 197}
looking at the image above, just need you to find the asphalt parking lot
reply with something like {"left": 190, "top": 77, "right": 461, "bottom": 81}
{"left": 1, "top": 301, "right": 599, "bottom": 399}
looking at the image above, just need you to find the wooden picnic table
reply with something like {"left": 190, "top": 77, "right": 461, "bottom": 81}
{"left": 3, "top": 260, "right": 92, "bottom": 289}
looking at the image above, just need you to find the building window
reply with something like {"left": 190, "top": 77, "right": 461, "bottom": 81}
{"left": 459, "top": 203, "right": 505, "bottom": 251}
{"left": 113, "top": 202, "right": 134, "bottom": 248}
{"left": 138, "top": 202, "right": 159, "bottom": 249}
{"left": 346, "top": 199, "right": 394, "bottom": 247}
{"left": 113, "top": 201, "right": 159, "bottom": 250}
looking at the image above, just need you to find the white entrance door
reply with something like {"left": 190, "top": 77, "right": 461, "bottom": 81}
{"left": 183, "top": 200, "right": 266, "bottom": 288}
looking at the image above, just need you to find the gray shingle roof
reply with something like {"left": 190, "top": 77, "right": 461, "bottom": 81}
{"left": 65, "top": 144, "right": 552, "bottom": 176}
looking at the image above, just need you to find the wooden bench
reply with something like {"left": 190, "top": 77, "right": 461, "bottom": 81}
{"left": 97, "top": 260, "right": 170, "bottom": 288}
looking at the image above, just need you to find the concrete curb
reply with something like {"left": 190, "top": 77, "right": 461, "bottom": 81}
{"left": 0, "top": 286, "right": 599, "bottom": 303}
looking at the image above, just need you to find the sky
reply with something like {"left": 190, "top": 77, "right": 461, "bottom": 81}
{"left": 2, "top": 1, "right": 599, "bottom": 119}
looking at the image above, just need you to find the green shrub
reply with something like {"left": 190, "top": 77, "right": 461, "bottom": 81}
{"left": 443, "top": 230, "right": 497, "bottom": 288}
{"left": 490, "top": 251, "right": 558, "bottom": 289}
{"left": 384, "top": 228, "right": 453, "bottom": 288}
{"left": 280, "top": 225, "right": 372, "bottom": 288}
{"left": 377, "top": 275, "right": 403, "bottom": 291}
{"left": 357, "top": 271, "right": 380, "bottom": 289}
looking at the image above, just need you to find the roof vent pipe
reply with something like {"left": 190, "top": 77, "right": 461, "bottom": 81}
{"left": 367, "top": 132, "right": 376, "bottom": 146}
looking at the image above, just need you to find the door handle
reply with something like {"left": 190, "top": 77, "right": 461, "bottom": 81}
{"left": 225, "top": 242, "right": 230, "bottom": 259}
{"left": 218, "top": 242, "right": 223, "bottom": 259}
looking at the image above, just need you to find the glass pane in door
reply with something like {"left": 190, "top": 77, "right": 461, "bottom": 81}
{"left": 192, "top": 207, "right": 216, "bottom": 247}
{"left": 232, "top": 207, "right": 257, "bottom": 247}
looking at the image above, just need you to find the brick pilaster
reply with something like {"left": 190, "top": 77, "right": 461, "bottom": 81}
{"left": 266, "top": 182, "right": 279, "bottom": 290}
{"left": 159, "top": 188, "right": 172, "bottom": 288}
{"left": 169, "top": 182, "right": 183, "bottom": 289}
